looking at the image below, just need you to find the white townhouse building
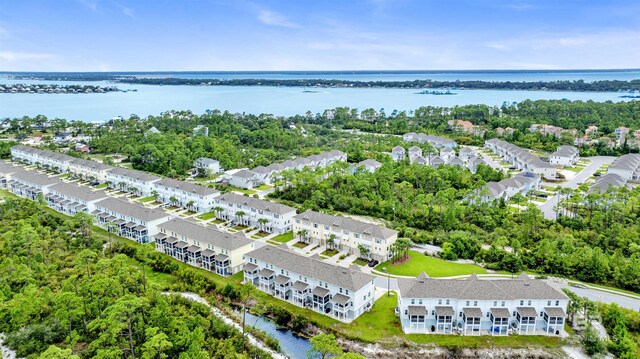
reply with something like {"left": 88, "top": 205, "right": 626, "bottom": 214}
{"left": 244, "top": 245, "right": 376, "bottom": 322}
{"left": 606, "top": 153, "right": 640, "bottom": 182}
{"left": 484, "top": 139, "right": 556, "bottom": 180}
{"left": 0, "top": 161, "right": 23, "bottom": 189}
{"left": 228, "top": 169, "right": 260, "bottom": 189}
{"left": 11, "top": 145, "right": 75, "bottom": 173}
{"left": 473, "top": 172, "right": 541, "bottom": 203}
{"left": 93, "top": 197, "right": 171, "bottom": 244}
{"left": 356, "top": 159, "right": 382, "bottom": 173}
{"left": 68, "top": 157, "right": 113, "bottom": 183}
{"left": 194, "top": 157, "right": 221, "bottom": 175}
{"left": 155, "top": 218, "right": 254, "bottom": 276}
{"left": 8, "top": 170, "right": 61, "bottom": 200}
{"left": 154, "top": 178, "right": 220, "bottom": 212}
{"left": 459, "top": 147, "right": 476, "bottom": 162}
{"left": 589, "top": 173, "right": 629, "bottom": 194}
{"left": 45, "top": 182, "right": 109, "bottom": 216}
{"left": 212, "top": 192, "right": 296, "bottom": 234}
{"left": 292, "top": 210, "right": 398, "bottom": 261}
{"left": 391, "top": 146, "right": 405, "bottom": 162}
{"left": 408, "top": 146, "right": 423, "bottom": 160}
{"left": 397, "top": 273, "right": 568, "bottom": 336}
{"left": 403, "top": 132, "right": 457, "bottom": 149}
{"left": 466, "top": 156, "right": 487, "bottom": 174}
{"left": 549, "top": 145, "right": 580, "bottom": 167}
{"left": 106, "top": 167, "right": 161, "bottom": 196}
{"left": 254, "top": 150, "right": 348, "bottom": 185}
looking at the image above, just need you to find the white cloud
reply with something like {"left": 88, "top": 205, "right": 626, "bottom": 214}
{"left": 257, "top": 9, "right": 300, "bottom": 28}
{"left": 0, "top": 51, "right": 55, "bottom": 61}
{"left": 75, "top": 0, "right": 98, "bottom": 11}
{"left": 121, "top": 6, "right": 134, "bottom": 18}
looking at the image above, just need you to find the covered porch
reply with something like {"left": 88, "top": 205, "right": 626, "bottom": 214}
{"left": 543, "top": 307, "right": 565, "bottom": 336}
{"left": 516, "top": 307, "right": 537, "bottom": 335}
{"left": 407, "top": 305, "right": 427, "bottom": 332}
{"left": 490, "top": 308, "right": 510, "bottom": 336}
{"left": 462, "top": 307, "right": 482, "bottom": 335}
{"left": 242, "top": 263, "right": 258, "bottom": 284}
{"left": 214, "top": 254, "right": 231, "bottom": 276}
{"left": 201, "top": 249, "right": 216, "bottom": 271}
{"left": 312, "top": 286, "right": 331, "bottom": 314}
{"left": 274, "top": 275, "right": 291, "bottom": 300}
{"left": 258, "top": 268, "right": 275, "bottom": 293}
{"left": 332, "top": 293, "right": 352, "bottom": 321}
{"left": 435, "top": 306, "right": 454, "bottom": 334}
{"left": 292, "top": 281, "right": 311, "bottom": 307}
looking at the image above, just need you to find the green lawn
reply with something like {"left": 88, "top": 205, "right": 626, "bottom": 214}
{"left": 292, "top": 242, "right": 308, "bottom": 249}
{"left": 321, "top": 249, "right": 339, "bottom": 257}
{"left": 271, "top": 231, "right": 294, "bottom": 243}
{"left": 375, "top": 251, "right": 487, "bottom": 277}
{"left": 94, "top": 183, "right": 108, "bottom": 189}
{"left": 255, "top": 184, "right": 272, "bottom": 190}
{"left": 353, "top": 258, "right": 369, "bottom": 266}
{"left": 227, "top": 186, "right": 256, "bottom": 195}
{"left": 138, "top": 195, "right": 157, "bottom": 203}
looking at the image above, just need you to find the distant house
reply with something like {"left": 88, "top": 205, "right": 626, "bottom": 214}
{"left": 615, "top": 126, "right": 630, "bottom": 140}
{"left": 75, "top": 143, "right": 91, "bottom": 153}
{"left": 589, "top": 173, "right": 628, "bottom": 194}
{"left": 447, "top": 156, "right": 464, "bottom": 167}
{"left": 485, "top": 138, "right": 556, "bottom": 180}
{"left": 391, "top": 146, "right": 405, "bottom": 162}
{"left": 145, "top": 126, "right": 161, "bottom": 136}
{"left": 403, "top": 132, "right": 457, "bottom": 149}
{"left": 585, "top": 125, "right": 598, "bottom": 135}
{"left": 467, "top": 156, "right": 487, "bottom": 174}
{"left": 357, "top": 159, "right": 382, "bottom": 173}
{"left": 194, "top": 157, "right": 221, "bottom": 176}
{"left": 475, "top": 172, "right": 541, "bottom": 202}
{"left": 459, "top": 147, "right": 475, "bottom": 162}
{"left": 408, "top": 146, "right": 423, "bottom": 160}
{"left": 529, "top": 124, "right": 562, "bottom": 138}
{"left": 54, "top": 132, "right": 72, "bottom": 144}
{"left": 193, "top": 125, "right": 209, "bottom": 137}
{"left": 607, "top": 154, "right": 640, "bottom": 181}
{"left": 228, "top": 169, "right": 259, "bottom": 189}
{"left": 549, "top": 146, "right": 579, "bottom": 167}
{"left": 440, "top": 147, "right": 454, "bottom": 160}
{"left": 430, "top": 156, "right": 445, "bottom": 167}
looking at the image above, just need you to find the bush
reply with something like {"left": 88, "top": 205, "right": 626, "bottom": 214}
{"left": 580, "top": 324, "right": 607, "bottom": 356}
{"left": 290, "top": 315, "right": 309, "bottom": 333}
{"left": 272, "top": 306, "right": 292, "bottom": 327}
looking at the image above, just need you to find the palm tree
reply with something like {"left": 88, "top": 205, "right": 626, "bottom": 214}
{"left": 258, "top": 218, "right": 269, "bottom": 232}
{"left": 169, "top": 196, "right": 179, "bottom": 207}
{"left": 118, "top": 181, "right": 126, "bottom": 192}
{"left": 130, "top": 186, "right": 139, "bottom": 196}
{"left": 235, "top": 210, "right": 246, "bottom": 225}
{"left": 151, "top": 190, "right": 159, "bottom": 201}
{"left": 297, "top": 229, "right": 309, "bottom": 243}
{"left": 213, "top": 206, "right": 224, "bottom": 220}
{"left": 186, "top": 200, "right": 196, "bottom": 212}
{"left": 326, "top": 234, "right": 337, "bottom": 251}
{"left": 357, "top": 244, "right": 370, "bottom": 260}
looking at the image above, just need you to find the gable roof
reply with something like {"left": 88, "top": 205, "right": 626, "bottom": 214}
{"left": 95, "top": 197, "right": 170, "bottom": 221}
{"left": 294, "top": 210, "right": 397, "bottom": 239}
{"left": 157, "top": 178, "right": 219, "bottom": 196}
{"left": 215, "top": 192, "right": 296, "bottom": 215}
{"left": 245, "top": 245, "right": 375, "bottom": 291}
{"left": 158, "top": 218, "right": 252, "bottom": 250}
{"left": 107, "top": 167, "right": 162, "bottom": 182}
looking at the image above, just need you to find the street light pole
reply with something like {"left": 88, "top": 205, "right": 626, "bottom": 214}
{"left": 383, "top": 267, "right": 390, "bottom": 297}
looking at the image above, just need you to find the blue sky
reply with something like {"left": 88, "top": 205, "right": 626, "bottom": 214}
{"left": 1, "top": 0, "right": 639, "bottom": 71}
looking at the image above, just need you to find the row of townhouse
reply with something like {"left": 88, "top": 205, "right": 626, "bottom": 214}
{"left": 589, "top": 173, "right": 629, "bottom": 194}
{"left": 2, "top": 161, "right": 256, "bottom": 277}
{"left": 230, "top": 150, "right": 348, "bottom": 189}
{"left": 397, "top": 273, "right": 568, "bottom": 336}
{"left": 292, "top": 210, "right": 398, "bottom": 261}
{"left": 392, "top": 146, "right": 487, "bottom": 174}
{"left": 93, "top": 197, "right": 172, "bottom": 243}
{"left": 11, "top": 145, "right": 221, "bottom": 214}
{"left": 213, "top": 192, "right": 296, "bottom": 234}
{"left": 402, "top": 132, "right": 457, "bottom": 149}
{"left": 474, "top": 172, "right": 541, "bottom": 202}
{"left": 45, "top": 182, "right": 109, "bottom": 216}
{"left": 0, "top": 161, "right": 23, "bottom": 189}
{"left": 607, "top": 153, "right": 640, "bottom": 182}
{"left": 244, "top": 245, "right": 376, "bottom": 322}
{"left": 549, "top": 145, "right": 580, "bottom": 167}
{"left": 0, "top": 165, "right": 171, "bottom": 244}
{"left": 484, "top": 139, "right": 557, "bottom": 180}
{"left": 154, "top": 218, "right": 254, "bottom": 276}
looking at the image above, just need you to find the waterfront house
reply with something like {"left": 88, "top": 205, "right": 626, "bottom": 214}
{"left": 155, "top": 218, "right": 253, "bottom": 275}
{"left": 397, "top": 273, "right": 568, "bottom": 336}
{"left": 244, "top": 245, "right": 376, "bottom": 322}
{"left": 8, "top": 170, "right": 61, "bottom": 200}
{"left": 292, "top": 210, "right": 398, "bottom": 261}
{"left": 213, "top": 192, "right": 296, "bottom": 233}
{"left": 93, "top": 197, "right": 171, "bottom": 243}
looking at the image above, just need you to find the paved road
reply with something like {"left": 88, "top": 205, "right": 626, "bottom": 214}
{"left": 537, "top": 156, "right": 614, "bottom": 220}
{"left": 470, "top": 146, "right": 507, "bottom": 173}
{"left": 547, "top": 280, "right": 640, "bottom": 312}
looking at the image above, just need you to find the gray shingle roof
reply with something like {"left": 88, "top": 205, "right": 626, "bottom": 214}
{"left": 0, "top": 161, "right": 23, "bottom": 175}
{"left": 245, "top": 245, "right": 375, "bottom": 292}
{"left": 233, "top": 169, "right": 257, "bottom": 179}
{"left": 589, "top": 173, "right": 627, "bottom": 194}
{"left": 158, "top": 218, "right": 252, "bottom": 251}
{"left": 435, "top": 306, "right": 454, "bottom": 317}
{"left": 107, "top": 167, "right": 161, "bottom": 182}
{"left": 157, "top": 178, "right": 219, "bottom": 196}
{"left": 516, "top": 307, "right": 537, "bottom": 317}
{"left": 544, "top": 307, "right": 566, "bottom": 317}
{"left": 463, "top": 307, "right": 482, "bottom": 318}
{"left": 292, "top": 281, "right": 309, "bottom": 291}
{"left": 397, "top": 273, "right": 567, "bottom": 301}
{"left": 95, "top": 197, "right": 169, "bottom": 222}
{"left": 11, "top": 170, "right": 61, "bottom": 187}
{"left": 357, "top": 159, "right": 382, "bottom": 168}
{"left": 312, "top": 286, "right": 330, "bottom": 297}
{"left": 408, "top": 305, "right": 427, "bottom": 316}
{"left": 490, "top": 307, "right": 510, "bottom": 318}
{"left": 294, "top": 210, "right": 398, "bottom": 240}
{"left": 275, "top": 275, "right": 290, "bottom": 285}
{"left": 49, "top": 182, "right": 109, "bottom": 202}
{"left": 332, "top": 293, "right": 351, "bottom": 305}
{"left": 215, "top": 192, "right": 295, "bottom": 215}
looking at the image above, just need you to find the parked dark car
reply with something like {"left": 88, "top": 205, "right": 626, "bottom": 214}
{"left": 90, "top": 181, "right": 100, "bottom": 186}
{"left": 367, "top": 259, "right": 379, "bottom": 267}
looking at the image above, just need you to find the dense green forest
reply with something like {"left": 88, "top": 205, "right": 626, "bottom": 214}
{"left": 269, "top": 161, "right": 640, "bottom": 294}
{"left": 0, "top": 197, "right": 271, "bottom": 358}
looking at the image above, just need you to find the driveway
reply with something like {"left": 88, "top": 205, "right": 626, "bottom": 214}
{"left": 470, "top": 146, "right": 507, "bottom": 173}
{"left": 537, "top": 156, "right": 614, "bottom": 220}
{"left": 546, "top": 279, "right": 640, "bottom": 311}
